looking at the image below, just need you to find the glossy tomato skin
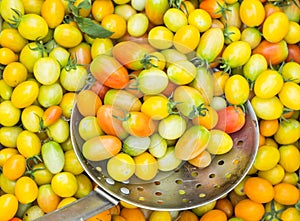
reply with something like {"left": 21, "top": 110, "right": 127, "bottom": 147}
{"left": 239, "top": 0, "right": 265, "bottom": 27}
{"left": 41, "top": 0, "right": 65, "bottom": 28}
{"left": 112, "top": 41, "right": 148, "bottom": 70}
{"left": 253, "top": 40, "right": 288, "bottom": 65}
{"left": 263, "top": 12, "right": 289, "bottom": 43}
{"left": 54, "top": 23, "right": 83, "bottom": 48}
{"left": 90, "top": 54, "right": 129, "bottom": 89}
{"left": 196, "top": 27, "right": 224, "bottom": 63}
{"left": 222, "top": 41, "right": 251, "bottom": 69}
{"left": 145, "top": 0, "right": 169, "bottom": 25}
{"left": 0, "top": 194, "right": 18, "bottom": 221}
{"left": 0, "top": 0, "right": 24, "bottom": 23}
{"left": 215, "top": 106, "right": 245, "bottom": 134}
{"left": 200, "top": 0, "right": 226, "bottom": 19}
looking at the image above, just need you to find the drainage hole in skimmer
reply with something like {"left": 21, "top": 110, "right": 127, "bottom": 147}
{"left": 155, "top": 191, "right": 162, "bottom": 196}
{"left": 191, "top": 171, "right": 198, "bottom": 177}
{"left": 225, "top": 173, "right": 232, "bottom": 179}
{"left": 199, "top": 193, "right": 206, "bottom": 198}
{"left": 218, "top": 160, "right": 224, "bottom": 165}
{"left": 178, "top": 190, "right": 186, "bottom": 195}
{"left": 175, "top": 179, "right": 183, "bottom": 184}
{"left": 182, "top": 198, "right": 188, "bottom": 203}
{"left": 214, "top": 184, "right": 221, "bottom": 189}
{"left": 157, "top": 200, "right": 164, "bottom": 204}
{"left": 154, "top": 181, "right": 161, "bottom": 185}
{"left": 138, "top": 196, "right": 145, "bottom": 201}
{"left": 236, "top": 140, "right": 244, "bottom": 147}
{"left": 195, "top": 183, "right": 202, "bottom": 189}
{"left": 137, "top": 186, "right": 144, "bottom": 191}
{"left": 120, "top": 187, "right": 130, "bottom": 195}
{"left": 209, "top": 173, "right": 215, "bottom": 178}
{"left": 232, "top": 159, "right": 240, "bottom": 165}
{"left": 105, "top": 177, "right": 115, "bottom": 185}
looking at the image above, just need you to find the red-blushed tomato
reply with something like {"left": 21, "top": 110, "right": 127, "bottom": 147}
{"left": 90, "top": 80, "right": 110, "bottom": 101}
{"left": 112, "top": 41, "right": 149, "bottom": 70}
{"left": 15, "top": 176, "right": 39, "bottom": 204}
{"left": 97, "top": 104, "right": 129, "bottom": 140}
{"left": 90, "top": 54, "right": 129, "bottom": 89}
{"left": 215, "top": 106, "right": 245, "bottom": 134}
{"left": 82, "top": 135, "right": 122, "bottom": 161}
{"left": 0, "top": 194, "right": 18, "bottom": 221}
{"left": 122, "top": 111, "right": 156, "bottom": 137}
{"left": 253, "top": 40, "right": 288, "bottom": 65}
{"left": 263, "top": 12, "right": 289, "bottom": 43}
{"left": 69, "top": 42, "right": 92, "bottom": 68}
{"left": 37, "top": 184, "right": 61, "bottom": 213}
{"left": 42, "top": 105, "right": 63, "bottom": 128}
{"left": 175, "top": 125, "right": 210, "bottom": 160}
{"left": 54, "top": 23, "right": 83, "bottom": 48}
{"left": 286, "top": 44, "right": 300, "bottom": 63}
{"left": 239, "top": 0, "right": 265, "bottom": 27}
{"left": 41, "top": 0, "right": 65, "bottom": 28}
{"left": 2, "top": 154, "right": 26, "bottom": 181}
{"left": 145, "top": 0, "right": 169, "bottom": 25}
{"left": 199, "top": 0, "right": 226, "bottom": 19}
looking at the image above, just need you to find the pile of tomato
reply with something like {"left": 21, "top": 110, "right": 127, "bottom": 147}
{"left": 0, "top": 0, "right": 300, "bottom": 220}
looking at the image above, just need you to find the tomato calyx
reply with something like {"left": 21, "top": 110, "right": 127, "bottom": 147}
{"left": 223, "top": 26, "right": 236, "bottom": 44}
{"left": 7, "top": 8, "right": 23, "bottom": 29}
{"left": 66, "top": 0, "right": 113, "bottom": 38}
{"left": 261, "top": 200, "right": 285, "bottom": 221}
{"left": 169, "top": 0, "right": 184, "bottom": 8}
{"left": 279, "top": 107, "right": 295, "bottom": 122}
{"left": 188, "top": 103, "right": 208, "bottom": 119}
{"left": 28, "top": 41, "right": 50, "bottom": 57}
{"left": 25, "top": 155, "right": 43, "bottom": 172}
{"left": 142, "top": 54, "right": 160, "bottom": 69}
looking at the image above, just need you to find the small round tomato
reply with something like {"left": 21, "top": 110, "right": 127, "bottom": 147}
{"left": 199, "top": 209, "right": 227, "bottom": 221}
{"left": 138, "top": 67, "right": 169, "bottom": 95}
{"left": 122, "top": 111, "right": 156, "bottom": 137}
{"left": 127, "top": 13, "right": 149, "bottom": 37}
{"left": 0, "top": 194, "right": 18, "bottom": 221}
{"left": 63, "top": 149, "right": 84, "bottom": 175}
{"left": 134, "top": 152, "right": 158, "bottom": 181}
{"left": 0, "top": 100, "right": 21, "bottom": 127}
{"left": 51, "top": 172, "right": 78, "bottom": 197}
{"left": 224, "top": 74, "right": 250, "bottom": 105}
{"left": 41, "top": 141, "right": 65, "bottom": 174}
{"left": 199, "top": 0, "right": 226, "bottom": 19}
{"left": 148, "top": 26, "right": 174, "bottom": 50}
{"left": 163, "top": 8, "right": 188, "bottom": 32}
{"left": 54, "top": 23, "right": 83, "bottom": 48}
{"left": 188, "top": 9, "right": 212, "bottom": 32}
{"left": 173, "top": 24, "right": 200, "bottom": 54}
{"left": 281, "top": 61, "right": 300, "bottom": 83}
{"left": 74, "top": 173, "right": 93, "bottom": 198}
{"left": 11, "top": 80, "right": 39, "bottom": 109}
{"left": 60, "top": 65, "right": 88, "bottom": 92}
{"left": 258, "top": 164, "right": 285, "bottom": 185}
{"left": 114, "top": 3, "right": 136, "bottom": 21}
{"left": 206, "top": 129, "right": 233, "bottom": 155}
{"left": 78, "top": 116, "right": 104, "bottom": 141}
{"left": 141, "top": 95, "right": 170, "bottom": 120}
{"left": 0, "top": 126, "right": 22, "bottom": 148}
{"left": 19, "top": 42, "right": 48, "bottom": 73}
{"left": 214, "top": 106, "right": 245, "bottom": 134}
{"left": 278, "top": 145, "right": 300, "bottom": 173}
{"left": 240, "top": 27, "right": 262, "bottom": 49}
{"left": 239, "top": 0, "right": 265, "bottom": 27}
{"left": 222, "top": 41, "right": 251, "bottom": 70}
{"left": 192, "top": 105, "right": 219, "bottom": 130}
{"left": 242, "top": 54, "right": 268, "bottom": 83}
{"left": 31, "top": 163, "right": 54, "bottom": 186}
{"left": 251, "top": 96, "right": 283, "bottom": 120}
{"left": 17, "top": 14, "right": 49, "bottom": 41}
{"left": 224, "top": 26, "right": 241, "bottom": 44}
{"left": 33, "top": 57, "right": 61, "bottom": 85}
{"left": 280, "top": 207, "right": 300, "bottom": 221}
{"left": 167, "top": 60, "right": 197, "bottom": 85}
{"left": 158, "top": 114, "right": 187, "bottom": 140}
{"left": 0, "top": 47, "right": 18, "bottom": 65}
{"left": 0, "top": 28, "right": 28, "bottom": 53}
{"left": 41, "top": 0, "right": 65, "bottom": 28}
{"left": 278, "top": 82, "right": 300, "bottom": 110}
{"left": 263, "top": 12, "right": 289, "bottom": 43}
{"left": 38, "top": 83, "right": 63, "bottom": 108}
{"left": 21, "top": 105, "right": 44, "bottom": 133}
{"left": 107, "top": 153, "right": 135, "bottom": 182}
{"left": 274, "top": 182, "right": 300, "bottom": 206}
{"left": 91, "top": 38, "right": 113, "bottom": 59}
{"left": 274, "top": 119, "right": 300, "bottom": 145}
{"left": 15, "top": 176, "right": 39, "bottom": 204}
{"left": 91, "top": 0, "right": 114, "bottom": 22}
{"left": 46, "top": 118, "right": 70, "bottom": 143}
{"left": 16, "top": 130, "right": 41, "bottom": 158}
{"left": 254, "top": 69, "right": 283, "bottom": 99}
{"left": 69, "top": 42, "right": 92, "bottom": 67}
{"left": 253, "top": 145, "right": 280, "bottom": 171}
{"left": 37, "top": 184, "right": 60, "bottom": 213}
{"left": 49, "top": 46, "right": 70, "bottom": 68}
{"left": 102, "top": 14, "right": 127, "bottom": 39}
{"left": 234, "top": 199, "right": 265, "bottom": 221}
{"left": 2, "top": 154, "right": 26, "bottom": 181}
{"left": 284, "top": 21, "right": 300, "bottom": 44}
{"left": 59, "top": 92, "right": 77, "bottom": 119}
{"left": 244, "top": 177, "right": 274, "bottom": 204}
{"left": 0, "top": 172, "right": 16, "bottom": 194}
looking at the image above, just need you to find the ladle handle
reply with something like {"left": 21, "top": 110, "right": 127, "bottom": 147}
{"left": 34, "top": 187, "right": 119, "bottom": 221}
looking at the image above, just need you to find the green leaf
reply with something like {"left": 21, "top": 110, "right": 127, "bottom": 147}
{"left": 77, "top": 0, "right": 92, "bottom": 10}
{"left": 75, "top": 16, "right": 113, "bottom": 38}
